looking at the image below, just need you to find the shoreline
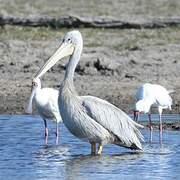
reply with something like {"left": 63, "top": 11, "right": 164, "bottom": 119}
{"left": 0, "top": 114, "right": 179, "bottom": 131}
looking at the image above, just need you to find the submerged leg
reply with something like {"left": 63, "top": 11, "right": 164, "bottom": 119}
{"left": 97, "top": 143, "right": 103, "bottom": 155}
{"left": 91, "top": 142, "right": 96, "bottom": 155}
{"left": 148, "top": 113, "right": 153, "bottom": 142}
{"left": 55, "top": 121, "right": 59, "bottom": 145}
{"left": 134, "top": 111, "right": 139, "bottom": 122}
{"left": 133, "top": 111, "right": 136, "bottom": 121}
{"left": 43, "top": 119, "right": 48, "bottom": 145}
{"left": 159, "top": 108, "right": 163, "bottom": 145}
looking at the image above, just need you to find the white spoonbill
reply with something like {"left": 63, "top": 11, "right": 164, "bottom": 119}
{"left": 134, "top": 83, "right": 172, "bottom": 143}
{"left": 34, "top": 30, "right": 144, "bottom": 155}
{"left": 26, "top": 78, "right": 62, "bottom": 144}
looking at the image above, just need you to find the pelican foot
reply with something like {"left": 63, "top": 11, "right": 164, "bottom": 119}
{"left": 97, "top": 144, "right": 103, "bottom": 155}
{"left": 91, "top": 142, "right": 96, "bottom": 156}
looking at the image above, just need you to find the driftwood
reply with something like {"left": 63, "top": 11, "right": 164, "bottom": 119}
{"left": 0, "top": 15, "right": 180, "bottom": 29}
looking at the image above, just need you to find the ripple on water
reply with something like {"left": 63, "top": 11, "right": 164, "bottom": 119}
{"left": 0, "top": 115, "right": 180, "bottom": 180}
{"left": 34, "top": 144, "right": 71, "bottom": 161}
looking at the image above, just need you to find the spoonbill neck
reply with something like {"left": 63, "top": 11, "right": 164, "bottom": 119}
{"left": 33, "top": 87, "right": 41, "bottom": 97}
{"left": 26, "top": 85, "right": 41, "bottom": 114}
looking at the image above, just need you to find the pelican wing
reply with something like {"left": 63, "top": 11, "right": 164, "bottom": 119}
{"left": 81, "top": 96, "right": 144, "bottom": 150}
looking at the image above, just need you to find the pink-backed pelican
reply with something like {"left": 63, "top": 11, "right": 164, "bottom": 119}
{"left": 34, "top": 30, "right": 144, "bottom": 155}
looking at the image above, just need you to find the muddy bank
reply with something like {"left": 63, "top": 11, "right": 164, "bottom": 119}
{"left": 1, "top": 15, "right": 180, "bottom": 29}
{"left": 0, "top": 26, "right": 180, "bottom": 115}
{"left": 141, "top": 121, "right": 180, "bottom": 131}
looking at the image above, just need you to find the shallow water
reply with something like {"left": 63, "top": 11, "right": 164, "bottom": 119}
{"left": 0, "top": 115, "right": 180, "bottom": 180}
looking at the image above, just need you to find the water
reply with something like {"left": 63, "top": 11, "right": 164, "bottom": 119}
{"left": 0, "top": 115, "right": 180, "bottom": 180}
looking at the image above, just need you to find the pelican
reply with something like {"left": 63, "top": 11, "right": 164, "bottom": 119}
{"left": 26, "top": 78, "right": 62, "bottom": 144}
{"left": 33, "top": 30, "right": 144, "bottom": 155}
{"left": 134, "top": 83, "right": 172, "bottom": 143}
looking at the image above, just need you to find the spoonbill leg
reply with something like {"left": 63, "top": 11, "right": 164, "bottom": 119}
{"left": 55, "top": 121, "right": 59, "bottom": 145}
{"left": 148, "top": 113, "right": 153, "bottom": 142}
{"left": 43, "top": 119, "right": 48, "bottom": 145}
{"left": 158, "top": 108, "right": 163, "bottom": 144}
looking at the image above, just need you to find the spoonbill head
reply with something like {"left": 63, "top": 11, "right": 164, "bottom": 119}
{"left": 134, "top": 99, "right": 152, "bottom": 121}
{"left": 26, "top": 78, "right": 41, "bottom": 114}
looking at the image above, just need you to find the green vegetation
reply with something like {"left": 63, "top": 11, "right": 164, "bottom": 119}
{"left": 112, "top": 28, "right": 180, "bottom": 51}
{"left": 0, "top": 26, "right": 180, "bottom": 52}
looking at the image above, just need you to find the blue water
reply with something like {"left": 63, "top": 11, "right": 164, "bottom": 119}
{"left": 0, "top": 115, "right": 180, "bottom": 180}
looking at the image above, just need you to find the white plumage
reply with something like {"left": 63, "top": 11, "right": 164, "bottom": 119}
{"left": 26, "top": 78, "right": 62, "bottom": 144}
{"left": 134, "top": 83, "right": 172, "bottom": 143}
{"left": 34, "top": 30, "right": 144, "bottom": 155}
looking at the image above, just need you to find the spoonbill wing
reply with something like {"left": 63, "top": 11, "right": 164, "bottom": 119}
{"left": 41, "top": 88, "right": 62, "bottom": 123}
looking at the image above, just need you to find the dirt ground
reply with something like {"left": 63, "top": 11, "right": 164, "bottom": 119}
{"left": 0, "top": 0, "right": 180, "bottom": 116}
{"left": 0, "top": 26, "right": 180, "bottom": 115}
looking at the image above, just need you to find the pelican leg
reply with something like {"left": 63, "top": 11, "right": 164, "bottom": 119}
{"left": 55, "top": 121, "right": 59, "bottom": 145}
{"left": 148, "top": 113, "right": 153, "bottom": 142}
{"left": 43, "top": 119, "right": 48, "bottom": 145}
{"left": 97, "top": 143, "right": 103, "bottom": 155}
{"left": 91, "top": 142, "right": 96, "bottom": 155}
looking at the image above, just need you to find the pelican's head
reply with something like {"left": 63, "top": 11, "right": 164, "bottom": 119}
{"left": 64, "top": 30, "right": 83, "bottom": 49}
{"left": 34, "top": 30, "right": 83, "bottom": 79}
{"left": 25, "top": 77, "right": 41, "bottom": 114}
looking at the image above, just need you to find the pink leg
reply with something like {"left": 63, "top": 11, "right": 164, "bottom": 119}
{"left": 44, "top": 119, "right": 48, "bottom": 145}
{"left": 55, "top": 121, "right": 59, "bottom": 145}
{"left": 133, "top": 111, "right": 136, "bottom": 121}
{"left": 148, "top": 113, "right": 153, "bottom": 142}
{"left": 134, "top": 111, "right": 139, "bottom": 122}
{"left": 159, "top": 113, "right": 162, "bottom": 145}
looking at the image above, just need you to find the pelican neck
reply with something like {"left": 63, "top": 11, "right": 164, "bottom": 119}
{"left": 64, "top": 46, "right": 82, "bottom": 82}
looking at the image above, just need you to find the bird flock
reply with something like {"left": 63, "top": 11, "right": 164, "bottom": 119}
{"left": 26, "top": 30, "right": 173, "bottom": 155}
